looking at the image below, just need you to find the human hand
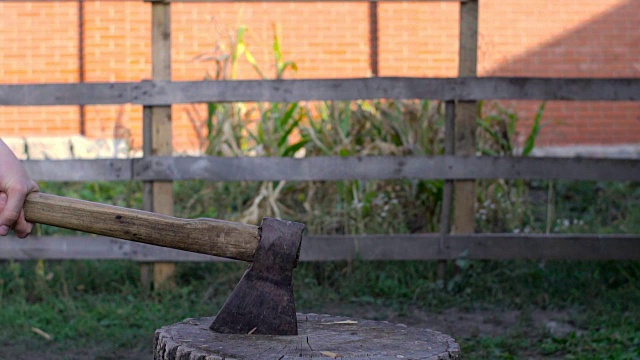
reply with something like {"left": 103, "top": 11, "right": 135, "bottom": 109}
{"left": 0, "top": 140, "right": 39, "bottom": 238}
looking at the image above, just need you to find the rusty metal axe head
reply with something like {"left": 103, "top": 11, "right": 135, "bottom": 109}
{"left": 209, "top": 217, "right": 305, "bottom": 336}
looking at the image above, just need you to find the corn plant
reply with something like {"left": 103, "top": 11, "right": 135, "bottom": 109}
{"left": 476, "top": 101, "right": 549, "bottom": 233}
{"left": 185, "top": 25, "right": 251, "bottom": 154}
{"left": 183, "top": 24, "right": 552, "bottom": 235}
{"left": 293, "top": 99, "right": 446, "bottom": 235}
{"left": 185, "top": 24, "right": 308, "bottom": 224}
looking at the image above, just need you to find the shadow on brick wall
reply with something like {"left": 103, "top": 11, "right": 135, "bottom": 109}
{"left": 483, "top": 0, "right": 640, "bottom": 147}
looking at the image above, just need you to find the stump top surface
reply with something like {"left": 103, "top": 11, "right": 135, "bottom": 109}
{"left": 155, "top": 313, "right": 460, "bottom": 360}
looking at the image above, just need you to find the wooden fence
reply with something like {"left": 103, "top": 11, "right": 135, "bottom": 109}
{"left": 3, "top": 77, "right": 640, "bottom": 262}
{"left": 2, "top": 0, "right": 639, "bottom": 272}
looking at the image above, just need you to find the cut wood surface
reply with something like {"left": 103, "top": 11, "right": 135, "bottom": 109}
{"left": 23, "top": 156, "right": 640, "bottom": 182}
{"left": 2, "top": 233, "right": 638, "bottom": 261}
{"left": 2, "top": 78, "right": 639, "bottom": 105}
{"left": 23, "top": 192, "right": 259, "bottom": 262}
{"left": 154, "top": 314, "right": 461, "bottom": 360}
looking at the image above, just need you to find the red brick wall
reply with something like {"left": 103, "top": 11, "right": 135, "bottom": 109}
{"left": 82, "top": 1, "right": 150, "bottom": 149}
{"left": 379, "top": 2, "right": 459, "bottom": 77}
{"left": 479, "top": 0, "right": 640, "bottom": 147}
{"left": 1, "top": 1, "right": 638, "bottom": 151}
{"left": 0, "top": 2, "right": 80, "bottom": 135}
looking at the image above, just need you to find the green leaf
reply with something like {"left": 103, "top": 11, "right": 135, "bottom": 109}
{"left": 247, "top": 121, "right": 264, "bottom": 146}
{"left": 338, "top": 106, "right": 352, "bottom": 137}
{"left": 477, "top": 118, "right": 511, "bottom": 153}
{"left": 258, "top": 121, "right": 265, "bottom": 144}
{"left": 277, "top": 61, "right": 298, "bottom": 79}
{"left": 479, "top": 148, "right": 499, "bottom": 156}
{"left": 278, "top": 107, "right": 303, "bottom": 149}
{"left": 279, "top": 102, "right": 299, "bottom": 129}
{"left": 236, "top": 26, "right": 247, "bottom": 44}
{"left": 244, "top": 48, "right": 265, "bottom": 79}
{"left": 206, "top": 103, "right": 218, "bottom": 141}
{"left": 282, "top": 139, "right": 309, "bottom": 157}
{"left": 522, "top": 101, "right": 546, "bottom": 156}
{"left": 278, "top": 118, "right": 302, "bottom": 148}
{"left": 272, "top": 24, "right": 283, "bottom": 67}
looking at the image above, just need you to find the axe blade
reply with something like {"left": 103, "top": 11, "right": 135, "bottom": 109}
{"left": 209, "top": 217, "right": 304, "bottom": 335}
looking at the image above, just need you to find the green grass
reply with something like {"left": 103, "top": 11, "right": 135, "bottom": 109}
{"left": 1, "top": 258, "right": 638, "bottom": 358}
{"left": 4, "top": 174, "right": 637, "bottom": 359}
{"left": 2, "top": 177, "right": 638, "bottom": 358}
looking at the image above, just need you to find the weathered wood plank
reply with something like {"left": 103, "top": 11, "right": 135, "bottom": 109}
{"left": 0, "top": 236, "right": 222, "bottom": 262}
{"left": 453, "top": 102, "right": 478, "bottom": 234}
{"left": 22, "top": 156, "right": 640, "bottom": 182}
{"left": 22, "top": 159, "right": 131, "bottom": 182}
{"left": 2, "top": 234, "right": 638, "bottom": 261}
{"left": 2, "top": 78, "right": 639, "bottom": 105}
{"left": 132, "top": 156, "right": 640, "bottom": 182}
{"left": 148, "top": 0, "right": 176, "bottom": 288}
{"left": 301, "top": 234, "right": 640, "bottom": 261}
{"left": 0, "top": 82, "right": 132, "bottom": 106}
{"left": 438, "top": 101, "right": 456, "bottom": 278}
{"left": 453, "top": 0, "right": 478, "bottom": 235}
{"left": 458, "top": 0, "right": 478, "bottom": 77}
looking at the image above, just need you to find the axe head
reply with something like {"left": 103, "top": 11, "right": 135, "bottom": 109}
{"left": 209, "top": 217, "right": 305, "bottom": 335}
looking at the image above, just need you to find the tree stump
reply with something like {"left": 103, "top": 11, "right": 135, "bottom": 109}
{"left": 154, "top": 313, "right": 460, "bottom": 359}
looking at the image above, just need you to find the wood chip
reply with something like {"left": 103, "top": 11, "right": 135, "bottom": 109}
{"left": 320, "top": 320, "right": 358, "bottom": 325}
{"left": 320, "top": 351, "right": 342, "bottom": 358}
{"left": 31, "top": 327, "right": 53, "bottom": 341}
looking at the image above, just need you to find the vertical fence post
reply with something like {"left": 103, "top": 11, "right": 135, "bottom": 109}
{"left": 368, "top": 0, "right": 379, "bottom": 77}
{"left": 438, "top": 101, "right": 455, "bottom": 278}
{"left": 78, "top": 0, "right": 86, "bottom": 136}
{"left": 141, "top": 0, "right": 175, "bottom": 290}
{"left": 438, "top": 0, "right": 479, "bottom": 278}
{"left": 454, "top": 0, "right": 478, "bottom": 229}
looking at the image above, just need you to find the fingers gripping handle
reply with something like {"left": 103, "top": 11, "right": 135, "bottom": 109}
{"left": 23, "top": 193, "right": 260, "bottom": 262}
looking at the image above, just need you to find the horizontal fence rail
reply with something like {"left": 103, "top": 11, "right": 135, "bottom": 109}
{"left": 23, "top": 156, "right": 640, "bottom": 182}
{"left": 2, "top": 77, "right": 640, "bottom": 106}
{"left": 2, "top": 234, "right": 638, "bottom": 261}
{"left": 24, "top": 159, "right": 132, "bottom": 182}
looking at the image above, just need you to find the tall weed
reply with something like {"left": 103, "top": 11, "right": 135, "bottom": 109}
{"left": 476, "top": 101, "right": 548, "bottom": 233}
{"left": 182, "top": 25, "right": 557, "bottom": 235}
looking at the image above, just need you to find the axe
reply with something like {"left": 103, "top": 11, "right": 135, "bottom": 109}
{"left": 23, "top": 192, "right": 305, "bottom": 336}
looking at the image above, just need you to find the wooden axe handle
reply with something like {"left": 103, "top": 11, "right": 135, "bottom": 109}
{"left": 24, "top": 192, "right": 260, "bottom": 262}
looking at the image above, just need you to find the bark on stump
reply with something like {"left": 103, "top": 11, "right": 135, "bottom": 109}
{"left": 154, "top": 313, "right": 460, "bottom": 359}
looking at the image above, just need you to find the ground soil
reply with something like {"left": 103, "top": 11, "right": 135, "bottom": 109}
{"left": 3, "top": 304, "right": 578, "bottom": 359}
{"left": 314, "top": 303, "right": 579, "bottom": 339}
